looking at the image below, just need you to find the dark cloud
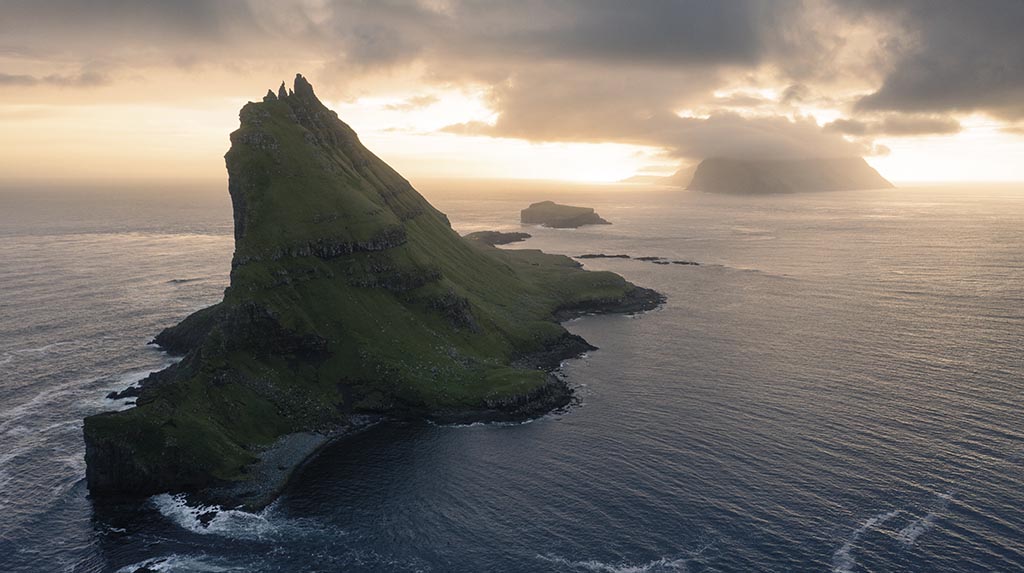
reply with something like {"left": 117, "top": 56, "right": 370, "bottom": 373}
{"left": 843, "top": 0, "right": 1024, "bottom": 119}
{"left": 780, "top": 84, "right": 810, "bottom": 104}
{"left": 825, "top": 114, "right": 961, "bottom": 136}
{"left": 2, "top": 0, "right": 1018, "bottom": 163}
{"left": 447, "top": 110, "right": 866, "bottom": 161}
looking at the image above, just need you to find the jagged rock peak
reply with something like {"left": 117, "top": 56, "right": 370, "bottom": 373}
{"left": 263, "top": 89, "right": 277, "bottom": 102}
{"left": 293, "top": 73, "right": 315, "bottom": 99}
{"left": 278, "top": 81, "right": 287, "bottom": 99}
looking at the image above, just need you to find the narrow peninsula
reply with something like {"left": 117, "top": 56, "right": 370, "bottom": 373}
{"left": 83, "top": 75, "right": 662, "bottom": 509}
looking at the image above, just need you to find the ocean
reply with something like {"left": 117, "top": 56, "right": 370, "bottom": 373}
{"left": 0, "top": 181, "right": 1022, "bottom": 572}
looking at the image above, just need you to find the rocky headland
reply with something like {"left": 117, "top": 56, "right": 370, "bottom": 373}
{"left": 83, "top": 75, "right": 662, "bottom": 509}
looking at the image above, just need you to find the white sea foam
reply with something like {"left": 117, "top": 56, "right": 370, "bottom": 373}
{"left": 430, "top": 416, "right": 539, "bottom": 429}
{"left": 832, "top": 510, "right": 900, "bottom": 573}
{"left": 115, "top": 554, "right": 236, "bottom": 573}
{"left": 110, "top": 358, "right": 182, "bottom": 394}
{"left": 539, "top": 554, "right": 690, "bottom": 573}
{"left": 12, "top": 341, "right": 76, "bottom": 355}
{"left": 150, "top": 493, "right": 337, "bottom": 542}
{"left": 151, "top": 493, "right": 278, "bottom": 539}
{"left": 897, "top": 492, "right": 954, "bottom": 546}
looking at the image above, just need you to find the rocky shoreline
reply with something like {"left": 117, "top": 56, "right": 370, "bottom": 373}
{"left": 130, "top": 284, "right": 664, "bottom": 512}
{"left": 199, "top": 416, "right": 380, "bottom": 510}
{"left": 576, "top": 253, "right": 700, "bottom": 266}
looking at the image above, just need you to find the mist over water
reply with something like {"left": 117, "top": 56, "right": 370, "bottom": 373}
{"left": 1, "top": 183, "right": 1022, "bottom": 572}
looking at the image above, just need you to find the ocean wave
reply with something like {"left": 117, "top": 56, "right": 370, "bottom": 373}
{"left": 539, "top": 554, "right": 690, "bottom": 573}
{"left": 0, "top": 341, "right": 77, "bottom": 365}
{"left": 1, "top": 356, "right": 179, "bottom": 434}
{"left": 151, "top": 494, "right": 280, "bottom": 539}
{"left": 897, "top": 492, "right": 954, "bottom": 546}
{"left": 429, "top": 417, "right": 540, "bottom": 429}
{"left": 150, "top": 493, "right": 337, "bottom": 542}
{"left": 832, "top": 510, "right": 900, "bottom": 573}
{"left": 105, "top": 360, "right": 180, "bottom": 407}
{"left": 115, "top": 554, "right": 238, "bottom": 573}
{"left": 12, "top": 341, "right": 76, "bottom": 354}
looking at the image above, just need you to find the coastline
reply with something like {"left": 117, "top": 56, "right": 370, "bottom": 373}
{"left": 167, "top": 285, "right": 665, "bottom": 512}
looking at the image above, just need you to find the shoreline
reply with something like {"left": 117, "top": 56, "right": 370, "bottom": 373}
{"left": 179, "top": 285, "right": 665, "bottom": 512}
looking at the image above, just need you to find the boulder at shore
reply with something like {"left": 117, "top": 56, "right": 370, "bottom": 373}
{"left": 521, "top": 201, "right": 611, "bottom": 228}
{"left": 82, "top": 75, "right": 662, "bottom": 509}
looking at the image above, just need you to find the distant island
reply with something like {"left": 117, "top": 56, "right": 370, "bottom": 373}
{"left": 620, "top": 165, "right": 697, "bottom": 186}
{"left": 82, "top": 75, "right": 662, "bottom": 509}
{"left": 521, "top": 201, "right": 611, "bottom": 228}
{"left": 463, "top": 230, "right": 532, "bottom": 246}
{"left": 687, "top": 157, "right": 894, "bottom": 194}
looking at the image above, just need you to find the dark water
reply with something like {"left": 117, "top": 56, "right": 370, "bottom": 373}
{"left": 1, "top": 183, "right": 1022, "bottom": 572}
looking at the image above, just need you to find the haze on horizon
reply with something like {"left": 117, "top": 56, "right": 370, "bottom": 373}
{"left": 2, "top": 0, "right": 1023, "bottom": 185}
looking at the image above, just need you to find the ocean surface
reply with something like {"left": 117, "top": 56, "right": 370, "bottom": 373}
{"left": 1, "top": 181, "right": 1022, "bottom": 572}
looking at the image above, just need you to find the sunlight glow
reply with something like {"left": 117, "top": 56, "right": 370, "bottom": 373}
{"left": 869, "top": 116, "right": 1024, "bottom": 182}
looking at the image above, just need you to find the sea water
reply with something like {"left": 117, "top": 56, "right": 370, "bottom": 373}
{"left": 0, "top": 182, "right": 1022, "bottom": 572}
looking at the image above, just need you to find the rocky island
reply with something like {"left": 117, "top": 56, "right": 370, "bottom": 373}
{"left": 687, "top": 157, "right": 894, "bottom": 194}
{"left": 462, "top": 230, "right": 532, "bottom": 246}
{"left": 520, "top": 201, "right": 611, "bottom": 228}
{"left": 83, "top": 75, "right": 662, "bottom": 509}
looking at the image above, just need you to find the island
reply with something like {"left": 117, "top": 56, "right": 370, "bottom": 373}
{"left": 83, "top": 75, "right": 662, "bottom": 509}
{"left": 687, "top": 157, "right": 894, "bottom": 194}
{"left": 520, "top": 201, "right": 611, "bottom": 228}
{"left": 462, "top": 230, "right": 532, "bottom": 246}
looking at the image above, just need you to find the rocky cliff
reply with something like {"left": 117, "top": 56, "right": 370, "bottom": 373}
{"left": 83, "top": 75, "right": 661, "bottom": 507}
{"left": 688, "top": 157, "right": 894, "bottom": 194}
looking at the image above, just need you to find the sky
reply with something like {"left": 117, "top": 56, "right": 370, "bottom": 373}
{"left": 2, "top": 0, "right": 1023, "bottom": 184}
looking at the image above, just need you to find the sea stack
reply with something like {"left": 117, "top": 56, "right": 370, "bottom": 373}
{"left": 82, "top": 74, "right": 662, "bottom": 508}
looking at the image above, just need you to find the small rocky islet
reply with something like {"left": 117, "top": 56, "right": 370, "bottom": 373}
{"left": 520, "top": 200, "right": 611, "bottom": 228}
{"left": 83, "top": 75, "right": 662, "bottom": 509}
{"left": 462, "top": 230, "right": 532, "bottom": 246}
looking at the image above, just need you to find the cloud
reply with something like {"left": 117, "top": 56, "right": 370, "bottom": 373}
{"left": 1, "top": 0, "right": 1020, "bottom": 165}
{"left": 825, "top": 114, "right": 961, "bottom": 136}
{"left": 383, "top": 94, "right": 439, "bottom": 112}
{"left": 0, "top": 71, "right": 110, "bottom": 87}
{"left": 842, "top": 0, "right": 1024, "bottom": 119}
{"left": 448, "top": 110, "right": 866, "bottom": 161}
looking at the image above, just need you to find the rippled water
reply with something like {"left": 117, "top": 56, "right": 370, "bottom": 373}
{"left": 1, "top": 183, "right": 1022, "bottom": 572}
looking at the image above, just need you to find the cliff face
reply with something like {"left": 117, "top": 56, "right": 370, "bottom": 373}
{"left": 83, "top": 75, "right": 661, "bottom": 503}
{"left": 688, "top": 157, "right": 894, "bottom": 194}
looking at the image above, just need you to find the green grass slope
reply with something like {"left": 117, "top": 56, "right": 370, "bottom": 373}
{"left": 83, "top": 75, "right": 661, "bottom": 499}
